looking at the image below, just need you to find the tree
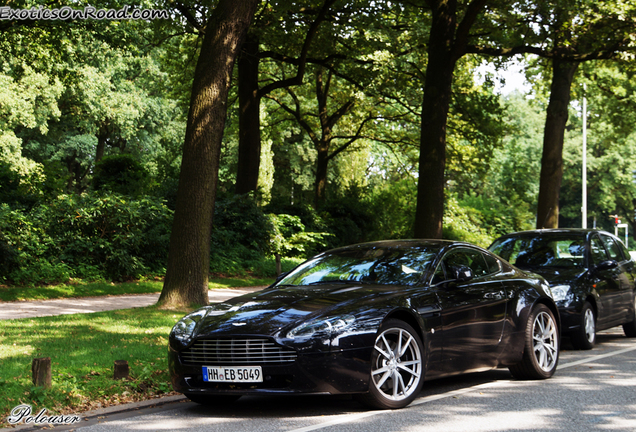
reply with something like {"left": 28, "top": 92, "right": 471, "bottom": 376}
{"left": 266, "top": 66, "right": 374, "bottom": 206}
{"left": 158, "top": 0, "right": 259, "bottom": 308}
{"left": 413, "top": 0, "right": 488, "bottom": 238}
{"left": 234, "top": 0, "right": 337, "bottom": 195}
{"left": 0, "top": 13, "right": 184, "bottom": 195}
{"left": 458, "top": 0, "right": 636, "bottom": 229}
{"left": 559, "top": 60, "right": 636, "bottom": 236}
{"left": 530, "top": 3, "right": 636, "bottom": 228}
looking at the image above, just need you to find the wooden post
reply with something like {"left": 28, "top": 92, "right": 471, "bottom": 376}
{"left": 113, "top": 360, "right": 129, "bottom": 379}
{"left": 32, "top": 357, "right": 51, "bottom": 388}
{"left": 275, "top": 253, "right": 282, "bottom": 276}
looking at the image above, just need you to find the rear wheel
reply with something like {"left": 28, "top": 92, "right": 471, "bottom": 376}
{"left": 571, "top": 302, "right": 596, "bottom": 350}
{"left": 509, "top": 304, "right": 559, "bottom": 380}
{"left": 357, "top": 319, "right": 424, "bottom": 409}
{"left": 623, "top": 296, "right": 636, "bottom": 337}
{"left": 185, "top": 393, "right": 241, "bottom": 405}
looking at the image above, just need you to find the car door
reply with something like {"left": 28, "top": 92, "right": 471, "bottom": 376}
{"left": 589, "top": 234, "right": 623, "bottom": 327}
{"left": 432, "top": 247, "right": 507, "bottom": 373}
{"left": 600, "top": 234, "right": 634, "bottom": 321}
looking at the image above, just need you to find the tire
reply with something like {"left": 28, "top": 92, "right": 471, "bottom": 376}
{"left": 357, "top": 319, "right": 425, "bottom": 409}
{"left": 509, "top": 304, "right": 559, "bottom": 380}
{"left": 623, "top": 296, "right": 636, "bottom": 337}
{"left": 185, "top": 393, "right": 241, "bottom": 405}
{"left": 571, "top": 302, "right": 596, "bottom": 350}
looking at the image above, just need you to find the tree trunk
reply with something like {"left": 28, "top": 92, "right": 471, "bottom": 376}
{"left": 235, "top": 33, "right": 261, "bottom": 195}
{"left": 158, "top": 0, "right": 258, "bottom": 308}
{"left": 413, "top": 0, "right": 458, "bottom": 239}
{"left": 96, "top": 128, "right": 107, "bottom": 163}
{"left": 315, "top": 144, "right": 329, "bottom": 207}
{"left": 536, "top": 59, "right": 579, "bottom": 229}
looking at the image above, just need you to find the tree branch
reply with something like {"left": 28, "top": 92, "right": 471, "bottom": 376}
{"left": 173, "top": 3, "right": 205, "bottom": 33}
{"left": 257, "top": 0, "right": 337, "bottom": 98}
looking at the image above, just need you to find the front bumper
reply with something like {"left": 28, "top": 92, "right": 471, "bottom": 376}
{"left": 168, "top": 345, "right": 373, "bottom": 396}
{"left": 557, "top": 305, "right": 581, "bottom": 332}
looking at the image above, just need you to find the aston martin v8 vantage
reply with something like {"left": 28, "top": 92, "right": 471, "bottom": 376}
{"left": 169, "top": 240, "right": 560, "bottom": 409}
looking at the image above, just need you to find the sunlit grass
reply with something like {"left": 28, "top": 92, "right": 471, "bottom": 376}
{"left": 0, "top": 276, "right": 274, "bottom": 302}
{"left": 0, "top": 306, "right": 190, "bottom": 420}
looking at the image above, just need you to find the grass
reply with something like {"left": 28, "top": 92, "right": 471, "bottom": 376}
{"left": 0, "top": 306, "right": 190, "bottom": 423}
{"left": 0, "top": 276, "right": 274, "bottom": 302}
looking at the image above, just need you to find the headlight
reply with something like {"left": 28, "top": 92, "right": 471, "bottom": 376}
{"left": 550, "top": 285, "right": 570, "bottom": 302}
{"left": 287, "top": 315, "right": 355, "bottom": 339}
{"left": 170, "top": 309, "right": 208, "bottom": 345}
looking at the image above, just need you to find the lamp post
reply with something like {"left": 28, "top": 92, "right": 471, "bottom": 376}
{"left": 582, "top": 84, "right": 587, "bottom": 229}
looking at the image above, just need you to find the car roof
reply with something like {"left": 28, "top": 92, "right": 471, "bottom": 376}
{"left": 490, "top": 229, "right": 623, "bottom": 246}
{"left": 495, "top": 228, "right": 613, "bottom": 237}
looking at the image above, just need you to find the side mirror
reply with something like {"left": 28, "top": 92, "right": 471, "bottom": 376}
{"left": 450, "top": 265, "right": 474, "bottom": 283}
{"left": 594, "top": 260, "right": 618, "bottom": 272}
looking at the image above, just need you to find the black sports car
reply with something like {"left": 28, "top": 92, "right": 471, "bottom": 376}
{"left": 169, "top": 240, "right": 559, "bottom": 409}
{"left": 489, "top": 229, "right": 636, "bottom": 350}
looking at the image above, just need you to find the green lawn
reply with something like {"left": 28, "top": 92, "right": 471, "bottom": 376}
{"left": 0, "top": 306, "right": 190, "bottom": 422}
{"left": 0, "top": 275, "right": 275, "bottom": 423}
{"left": 0, "top": 276, "right": 274, "bottom": 302}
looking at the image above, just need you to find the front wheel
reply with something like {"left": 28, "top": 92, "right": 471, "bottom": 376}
{"left": 571, "top": 302, "right": 596, "bottom": 350}
{"left": 509, "top": 304, "right": 559, "bottom": 380}
{"left": 623, "top": 296, "right": 636, "bottom": 337}
{"left": 357, "top": 319, "right": 425, "bottom": 409}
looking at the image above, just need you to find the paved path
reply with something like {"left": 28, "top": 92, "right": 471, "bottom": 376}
{"left": 0, "top": 287, "right": 265, "bottom": 320}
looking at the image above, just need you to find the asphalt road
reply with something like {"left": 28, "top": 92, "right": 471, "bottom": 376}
{"left": 0, "top": 287, "right": 263, "bottom": 320}
{"left": 24, "top": 327, "right": 636, "bottom": 432}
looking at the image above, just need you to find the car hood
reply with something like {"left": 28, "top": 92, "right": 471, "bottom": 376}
{"left": 192, "top": 283, "right": 407, "bottom": 338}
{"left": 516, "top": 266, "right": 586, "bottom": 286}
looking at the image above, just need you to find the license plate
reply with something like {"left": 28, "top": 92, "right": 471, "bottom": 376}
{"left": 202, "top": 366, "right": 263, "bottom": 383}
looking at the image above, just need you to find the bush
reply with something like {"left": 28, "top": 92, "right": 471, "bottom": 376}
{"left": 0, "top": 193, "right": 173, "bottom": 284}
{"left": 92, "top": 154, "right": 151, "bottom": 197}
{"left": 0, "top": 238, "right": 19, "bottom": 279}
{"left": 209, "top": 194, "right": 275, "bottom": 275}
{"left": 0, "top": 161, "right": 45, "bottom": 210}
{"left": 268, "top": 213, "right": 331, "bottom": 258}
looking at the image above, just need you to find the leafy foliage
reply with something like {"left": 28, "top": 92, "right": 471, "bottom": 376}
{"left": 268, "top": 213, "right": 331, "bottom": 258}
{"left": 1, "top": 0, "right": 636, "bottom": 290}
{"left": 0, "top": 194, "right": 173, "bottom": 284}
{"left": 92, "top": 154, "right": 151, "bottom": 196}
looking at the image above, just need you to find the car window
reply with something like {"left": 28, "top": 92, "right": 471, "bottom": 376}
{"left": 589, "top": 236, "right": 608, "bottom": 264}
{"left": 617, "top": 238, "right": 632, "bottom": 261}
{"left": 489, "top": 237, "right": 523, "bottom": 264}
{"left": 600, "top": 234, "right": 624, "bottom": 261}
{"left": 483, "top": 252, "right": 501, "bottom": 274}
{"left": 431, "top": 263, "right": 446, "bottom": 285}
{"left": 442, "top": 248, "right": 489, "bottom": 278}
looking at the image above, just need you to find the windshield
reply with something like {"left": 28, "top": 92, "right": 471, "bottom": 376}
{"left": 489, "top": 234, "right": 586, "bottom": 269}
{"left": 277, "top": 245, "right": 440, "bottom": 287}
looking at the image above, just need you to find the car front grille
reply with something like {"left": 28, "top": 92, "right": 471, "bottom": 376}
{"left": 180, "top": 338, "right": 297, "bottom": 366}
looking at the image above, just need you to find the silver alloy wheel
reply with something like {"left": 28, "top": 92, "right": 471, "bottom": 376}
{"left": 532, "top": 311, "right": 558, "bottom": 372}
{"left": 371, "top": 327, "right": 423, "bottom": 401}
{"left": 583, "top": 308, "right": 595, "bottom": 343}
